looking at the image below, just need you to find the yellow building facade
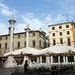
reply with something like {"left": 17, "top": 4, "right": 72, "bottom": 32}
{"left": 48, "top": 22, "right": 75, "bottom": 47}
{"left": 0, "top": 29, "right": 46, "bottom": 55}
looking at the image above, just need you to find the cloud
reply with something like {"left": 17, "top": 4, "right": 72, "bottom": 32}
{"left": 21, "top": 12, "right": 74, "bottom": 30}
{"left": 0, "top": 23, "right": 8, "bottom": 35}
{"left": 0, "top": 3, "right": 18, "bottom": 16}
{"left": 14, "top": 12, "right": 72, "bottom": 34}
{"left": 0, "top": 11, "right": 73, "bottom": 35}
{"left": 0, "top": 0, "right": 75, "bottom": 35}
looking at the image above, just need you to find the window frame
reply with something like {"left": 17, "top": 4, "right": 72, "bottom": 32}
{"left": 52, "top": 27, "right": 55, "bottom": 30}
{"left": 66, "top": 25, "right": 69, "bottom": 28}
{"left": 59, "top": 26, "right": 62, "bottom": 29}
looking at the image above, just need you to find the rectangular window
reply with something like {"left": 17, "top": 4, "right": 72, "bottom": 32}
{"left": 39, "top": 40, "right": 41, "bottom": 47}
{"left": 17, "top": 42, "right": 20, "bottom": 48}
{"left": 0, "top": 37, "right": 2, "bottom": 40}
{"left": 39, "top": 33, "right": 41, "bottom": 37}
{"left": 60, "top": 32, "right": 62, "bottom": 36}
{"left": 53, "top": 39, "right": 56, "bottom": 45}
{"left": 67, "top": 31, "right": 70, "bottom": 35}
{"left": 18, "top": 35, "right": 20, "bottom": 38}
{"left": 33, "top": 33, "right": 35, "bottom": 36}
{"left": 74, "top": 25, "right": 75, "bottom": 28}
{"left": 66, "top": 25, "right": 69, "bottom": 28}
{"left": 52, "top": 27, "right": 55, "bottom": 30}
{"left": 5, "top": 43, "right": 7, "bottom": 49}
{"left": 0, "top": 44, "right": 1, "bottom": 49}
{"left": 60, "top": 39, "right": 63, "bottom": 44}
{"left": 59, "top": 26, "right": 62, "bottom": 29}
{"left": 5, "top": 36, "right": 8, "bottom": 40}
{"left": 52, "top": 33, "right": 55, "bottom": 36}
{"left": 67, "top": 38, "right": 71, "bottom": 46}
{"left": 24, "top": 42, "right": 26, "bottom": 47}
{"left": 33, "top": 40, "right": 36, "bottom": 47}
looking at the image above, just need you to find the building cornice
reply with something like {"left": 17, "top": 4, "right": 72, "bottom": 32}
{"left": 48, "top": 21, "right": 75, "bottom": 27}
{"left": 0, "top": 30, "right": 46, "bottom": 37}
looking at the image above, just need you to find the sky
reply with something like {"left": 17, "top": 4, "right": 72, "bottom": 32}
{"left": 0, "top": 0, "right": 75, "bottom": 35}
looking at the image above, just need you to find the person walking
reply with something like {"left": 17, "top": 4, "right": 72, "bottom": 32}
{"left": 24, "top": 60, "right": 29, "bottom": 73}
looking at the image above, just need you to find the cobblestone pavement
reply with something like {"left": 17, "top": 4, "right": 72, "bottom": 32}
{"left": 0, "top": 66, "right": 75, "bottom": 75}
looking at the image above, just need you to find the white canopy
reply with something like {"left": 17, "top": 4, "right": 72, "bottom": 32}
{"left": 4, "top": 44, "right": 75, "bottom": 56}
{"left": 4, "top": 47, "right": 40, "bottom": 56}
{"left": 42, "top": 44, "right": 75, "bottom": 54}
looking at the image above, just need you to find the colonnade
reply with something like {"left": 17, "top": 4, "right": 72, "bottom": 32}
{"left": 32, "top": 55, "right": 75, "bottom": 65}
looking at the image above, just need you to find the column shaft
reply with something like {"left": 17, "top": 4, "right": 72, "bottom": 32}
{"left": 46, "top": 56, "right": 50, "bottom": 64}
{"left": 37, "top": 57, "right": 39, "bottom": 63}
{"left": 10, "top": 24, "right": 14, "bottom": 53}
{"left": 40, "top": 56, "right": 42, "bottom": 63}
{"left": 26, "top": 30, "right": 29, "bottom": 48}
{"left": 74, "top": 56, "right": 75, "bottom": 62}
{"left": 51, "top": 56, "right": 53, "bottom": 64}
{"left": 63, "top": 56, "right": 66, "bottom": 63}
{"left": 66, "top": 56, "right": 68, "bottom": 63}
{"left": 58, "top": 56, "right": 60, "bottom": 64}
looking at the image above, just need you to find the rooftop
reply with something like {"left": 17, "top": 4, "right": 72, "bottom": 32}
{"left": 48, "top": 21, "right": 75, "bottom": 27}
{"left": 0, "top": 30, "right": 46, "bottom": 37}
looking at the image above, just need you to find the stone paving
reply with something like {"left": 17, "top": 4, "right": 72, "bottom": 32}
{"left": 0, "top": 65, "right": 75, "bottom": 75}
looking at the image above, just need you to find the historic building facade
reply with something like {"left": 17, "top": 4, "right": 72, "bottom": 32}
{"left": 0, "top": 29, "right": 46, "bottom": 55}
{"left": 48, "top": 21, "right": 75, "bottom": 47}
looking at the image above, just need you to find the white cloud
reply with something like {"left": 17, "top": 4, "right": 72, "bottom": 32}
{"left": 0, "top": 0, "right": 75, "bottom": 35}
{"left": 0, "top": 11, "right": 72, "bottom": 35}
{"left": 0, "top": 23, "right": 8, "bottom": 35}
{"left": 0, "top": 3, "right": 17, "bottom": 16}
{"left": 14, "top": 12, "right": 69, "bottom": 34}
{"left": 15, "top": 12, "right": 54, "bottom": 34}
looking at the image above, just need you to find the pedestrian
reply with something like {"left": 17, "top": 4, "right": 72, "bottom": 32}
{"left": 24, "top": 60, "right": 28, "bottom": 73}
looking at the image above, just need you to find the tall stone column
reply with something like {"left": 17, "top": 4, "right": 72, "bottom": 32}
{"left": 37, "top": 57, "right": 39, "bottom": 63}
{"left": 66, "top": 56, "right": 68, "bottom": 63}
{"left": 63, "top": 56, "right": 66, "bottom": 64}
{"left": 46, "top": 56, "right": 50, "bottom": 64}
{"left": 58, "top": 56, "right": 60, "bottom": 64}
{"left": 40, "top": 56, "right": 42, "bottom": 63}
{"left": 74, "top": 56, "right": 75, "bottom": 62}
{"left": 4, "top": 16, "right": 17, "bottom": 68}
{"left": 9, "top": 18, "right": 16, "bottom": 54}
{"left": 51, "top": 56, "right": 53, "bottom": 64}
{"left": 25, "top": 25, "right": 30, "bottom": 48}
